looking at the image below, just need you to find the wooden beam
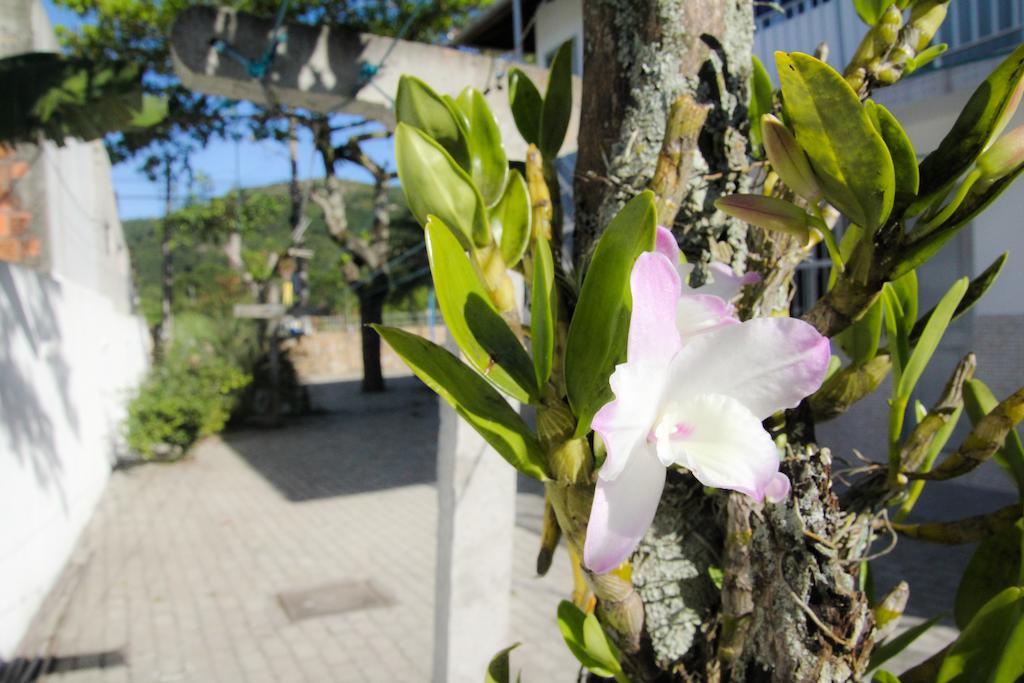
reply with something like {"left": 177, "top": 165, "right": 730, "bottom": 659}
{"left": 170, "top": 6, "right": 581, "bottom": 160}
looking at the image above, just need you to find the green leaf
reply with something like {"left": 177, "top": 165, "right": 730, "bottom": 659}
{"left": 776, "top": 52, "right": 895, "bottom": 232}
{"left": 582, "top": 612, "right": 623, "bottom": 676}
{"left": 869, "top": 615, "right": 943, "bottom": 673}
{"left": 881, "top": 285, "right": 909, "bottom": 378}
{"left": 374, "top": 326, "right": 548, "bottom": 480}
{"left": 456, "top": 87, "right": 509, "bottom": 207}
{"left": 964, "top": 378, "right": 1024, "bottom": 493}
{"left": 918, "top": 44, "right": 1024, "bottom": 200}
{"left": 484, "top": 643, "right": 520, "bottom": 683}
{"left": 395, "top": 123, "right": 490, "bottom": 247}
{"left": 909, "top": 253, "right": 1007, "bottom": 346}
{"left": 897, "top": 277, "right": 967, "bottom": 400}
{"left": 830, "top": 224, "right": 865, "bottom": 290}
{"left": 937, "top": 587, "right": 1024, "bottom": 683}
{"left": 749, "top": 54, "right": 774, "bottom": 155}
{"left": 395, "top": 75, "right": 472, "bottom": 170}
{"left": 539, "top": 40, "right": 573, "bottom": 159}
{"left": 837, "top": 297, "right": 883, "bottom": 364}
{"left": 854, "top": 0, "right": 895, "bottom": 25}
{"left": 908, "top": 43, "right": 948, "bottom": 74}
{"left": 0, "top": 53, "right": 157, "bottom": 145}
{"left": 531, "top": 238, "right": 556, "bottom": 390}
{"left": 867, "top": 101, "right": 920, "bottom": 215}
{"left": 490, "top": 170, "right": 532, "bottom": 269}
{"left": 954, "top": 520, "right": 1023, "bottom": 629}
{"left": 565, "top": 192, "right": 657, "bottom": 436}
{"left": 872, "top": 671, "right": 902, "bottom": 683}
{"left": 707, "top": 565, "right": 725, "bottom": 590}
{"left": 897, "top": 164, "right": 1024, "bottom": 278}
{"left": 128, "top": 95, "right": 168, "bottom": 128}
{"left": 508, "top": 68, "right": 543, "bottom": 147}
{"left": 425, "top": 216, "right": 538, "bottom": 404}
{"left": 556, "top": 601, "right": 623, "bottom": 679}
{"left": 891, "top": 271, "right": 919, "bottom": 335}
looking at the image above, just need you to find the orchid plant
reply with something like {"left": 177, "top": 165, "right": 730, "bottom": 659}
{"left": 381, "top": 3, "right": 1024, "bottom": 680}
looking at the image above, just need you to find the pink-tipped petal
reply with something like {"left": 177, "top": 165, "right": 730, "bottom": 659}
{"left": 584, "top": 444, "right": 666, "bottom": 574}
{"left": 764, "top": 473, "right": 791, "bottom": 503}
{"left": 740, "top": 271, "right": 762, "bottom": 286}
{"left": 668, "top": 317, "right": 831, "bottom": 420}
{"left": 702, "top": 262, "right": 759, "bottom": 301}
{"left": 659, "top": 393, "right": 781, "bottom": 501}
{"left": 676, "top": 293, "right": 739, "bottom": 340}
{"left": 655, "top": 226, "right": 681, "bottom": 264}
{"left": 627, "top": 252, "right": 683, "bottom": 367}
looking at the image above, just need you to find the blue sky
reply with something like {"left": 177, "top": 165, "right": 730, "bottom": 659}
{"left": 42, "top": 1, "right": 395, "bottom": 220}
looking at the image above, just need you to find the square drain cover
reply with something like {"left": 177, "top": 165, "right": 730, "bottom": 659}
{"left": 277, "top": 580, "right": 394, "bottom": 622}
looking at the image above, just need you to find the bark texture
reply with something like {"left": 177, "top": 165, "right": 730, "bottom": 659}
{"left": 573, "top": 1, "right": 876, "bottom": 679}
{"left": 574, "top": 0, "right": 753, "bottom": 277}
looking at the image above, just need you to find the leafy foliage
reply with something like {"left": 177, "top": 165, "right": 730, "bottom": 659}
{"left": 0, "top": 52, "right": 163, "bottom": 145}
{"left": 123, "top": 180, "right": 424, "bottom": 326}
{"left": 125, "top": 314, "right": 252, "bottom": 459}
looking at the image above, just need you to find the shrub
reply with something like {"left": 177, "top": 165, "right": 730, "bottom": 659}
{"left": 125, "top": 315, "right": 252, "bottom": 460}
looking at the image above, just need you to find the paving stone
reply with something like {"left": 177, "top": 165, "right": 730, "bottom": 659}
{"left": 20, "top": 376, "right": 581, "bottom": 682}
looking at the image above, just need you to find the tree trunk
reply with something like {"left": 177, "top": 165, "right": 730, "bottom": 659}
{"left": 574, "top": 0, "right": 754, "bottom": 276}
{"left": 288, "top": 114, "right": 310, "bottom": 308}
{"left": 572, "top": 1, "right": 875, "bottom": 679}
{"left": 359, "top": 275, "right": 387, "bottom": 393}
{"left": 155, "top": 157, "right": 174, "bottom": 358}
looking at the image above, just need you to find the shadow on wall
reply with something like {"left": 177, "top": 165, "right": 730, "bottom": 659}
{"left": 225, "top": 376, "right": 440, "bottom": 501}
{"left": 0, "top": 263, "right": 80, "bottom": 510}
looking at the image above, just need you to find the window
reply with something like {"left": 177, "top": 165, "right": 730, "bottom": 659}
{"left": 957, "top": 0, "right": 975, "bottom": 44}
{"left": 979, "top": 1, "right": 994, "bottom": 37}
{"left": 999, "top": 0, "right": 1015, "bottom": 29}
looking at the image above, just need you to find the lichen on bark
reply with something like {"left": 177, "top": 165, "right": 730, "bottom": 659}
{"left": 574, "top": 0, "right": 754, "bottom": 277}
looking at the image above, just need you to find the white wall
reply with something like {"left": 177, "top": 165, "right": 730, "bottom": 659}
{"left": 0, "top": 0, "right": 150, "bottom": 658}
{"left": 0, "top": 262, "right": 149, "bottom": 657}
{"left": 534, "top": 0, "right": 583, "bottom": 73}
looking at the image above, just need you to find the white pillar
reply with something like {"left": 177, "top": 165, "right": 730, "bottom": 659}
{"left": 432, "top": 397, "right": 517, "bottom": 682}
{"left": 433, "top": 276, "right": 523, "bottom": 683}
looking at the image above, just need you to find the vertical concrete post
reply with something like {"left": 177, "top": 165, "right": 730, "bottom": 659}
{"left": 432, "top": 400, "right": 517, "bottom": 682}
{"left": 432, "top": 279, "right": 522, "bottom": 683}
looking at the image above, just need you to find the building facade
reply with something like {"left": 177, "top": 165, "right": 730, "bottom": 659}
{"left": 0, "top": 0, "right": 150, "bottom": 658}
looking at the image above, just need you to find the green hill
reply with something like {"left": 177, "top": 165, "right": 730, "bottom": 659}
{"left": 123, "top": 179, "right": 426, "bottom": 327}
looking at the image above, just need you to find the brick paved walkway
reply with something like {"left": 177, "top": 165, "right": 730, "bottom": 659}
{"left": 20, "top": 376, "right": 578, "bottom": 682}
{"left": 18, "top": 373, "right": 1012, "bottom": 681}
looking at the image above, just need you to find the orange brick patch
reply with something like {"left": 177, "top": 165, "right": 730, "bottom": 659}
{"left": 0, "top": 146, "right": 36, "bottom": 263}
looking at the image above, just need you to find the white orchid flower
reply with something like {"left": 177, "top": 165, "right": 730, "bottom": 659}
{"left": 583, "top": 227, "right": 830, "bottom": 574}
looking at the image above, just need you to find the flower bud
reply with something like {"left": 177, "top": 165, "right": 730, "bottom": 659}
{"left": 715, "top": 194, "right": 813, "bottom": 246}
{"left": 550, "top": 436, "right": 592, "bottom": 485}
{"left": 877, "top": 4, "right": 903, "bottom": 46}
{"left": 873, "top": 581, "right": 909, "bottom": 641}
{"left": 761, "top": 114, "right": 823, "bottom": 202}
{"left": 990, "top": 77, "right": 1024, "bottom": 145}
{"left": 909, "top": 0, "right": 950, "bottom": 52}
{"left": 975, "top": 125, "right": 1024, "bottom": 189}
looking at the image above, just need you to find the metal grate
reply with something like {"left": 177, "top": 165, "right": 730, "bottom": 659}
{"left": 277, "top": 580, "right": 395, "bottom": 622}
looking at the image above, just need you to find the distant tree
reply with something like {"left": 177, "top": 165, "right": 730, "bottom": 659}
{"left": 0, "top": 52, "right": 163, "bottom": 146}
{"left": 52, "top": 0, "right": 491, "bottom": 390}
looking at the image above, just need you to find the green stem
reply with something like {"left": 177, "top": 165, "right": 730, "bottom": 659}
{"left": 888, "top": 394, "right": 908, "bottom": 480}
{"left": 810, "top": 214, "right": 845, "bottom": 273}
{"left": 911, "top": 168, "right": 981, "bottom": 238}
